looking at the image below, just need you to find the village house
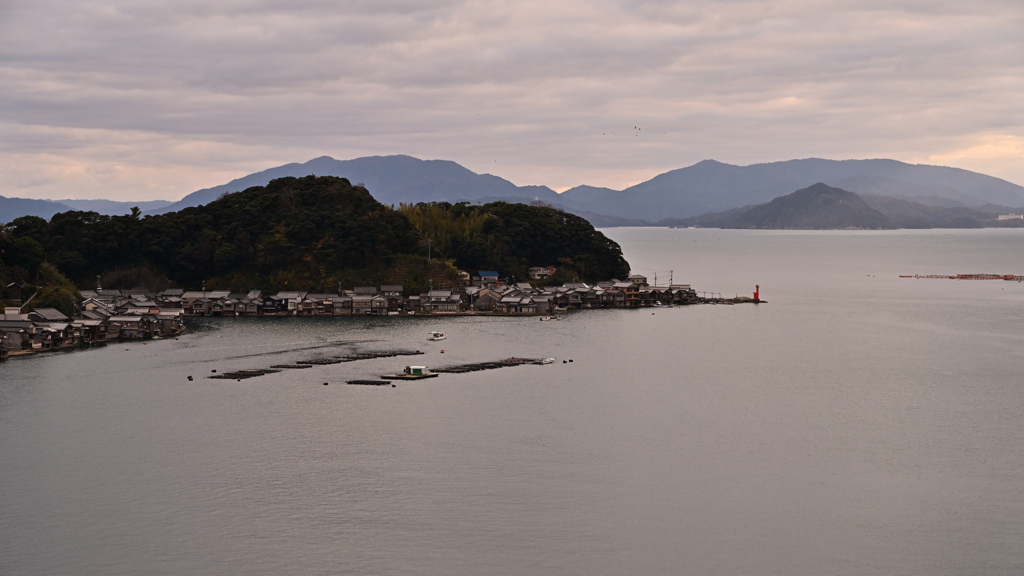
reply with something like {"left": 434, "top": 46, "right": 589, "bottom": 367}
{"left": 528, "top": 266, "right": 557, "bottom": 280}
{"left": 5, "top": 282, "right": 24, "bottom": 306}
{"left": 298, "top": 294, "right": 338, "bottom": 316}
{"left": 468, "top": 286, "right": 498, "bottom": 311}
{"left": 155, "top": 311, "right": 184, "bottom": 336}
{"left": 0, "top": 322, "right": 33, "bottom": 351}
{"left": 478, "top": 271, "right": 500, "bottom": 288}
{"left": 497, "top": 293, "right": 538, "bottom": 315}
{"left": 406, "top": 294, "right": 423, "bottom": 312}
{"left": 334, "top": 295, "right": 353, "bottom": 315}
{"left": 426, "top": 289, "right": 460, "bottom": 312}
{"left": 71, "top": 318, "right": 108, "bottom": 343}
{"left": 380, "top": 285, "right": 405, "bottom": 313}
{"left": 263, "top": 291, "right": 305, "bottom": 314}
{"left": 351, "top": 295, "right": 374, "bottom": 314}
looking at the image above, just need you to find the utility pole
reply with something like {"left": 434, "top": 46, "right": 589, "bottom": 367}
{"left": 427, "top": 238, "right": 432, "bottom": 261}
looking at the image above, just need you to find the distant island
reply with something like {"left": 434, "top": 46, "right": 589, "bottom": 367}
{"left": 726, "top": 183, "right": 892, "bottom": 230}
{"left": 659, "top": 183, "right": 1024, "bottom": 230}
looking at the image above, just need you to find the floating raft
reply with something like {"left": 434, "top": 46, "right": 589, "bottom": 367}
{"left": 209, "top": 350, "right": 425, "bottom": 381}
{"left": 347, "top": 379, "right": 393, "bottom": 386}
{"left": 209, "top": 369, "right": 280, "bottom": 380}
{"left": 430, "top": 357, "right": 551, "bottom": 374}
{"left": 900, "top": 273, "right": 1024, "bottom": 281}
{"left": 297, "top": 350, "right": 424, "bottom": 365}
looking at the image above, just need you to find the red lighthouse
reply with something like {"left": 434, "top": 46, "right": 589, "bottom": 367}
{"left": 753, "top": 285, "right": 760, "bottom": 302}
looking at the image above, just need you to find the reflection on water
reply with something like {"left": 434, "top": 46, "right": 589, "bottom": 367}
{"left": 2, "top": 229, "right": 1023, "bottom": 576}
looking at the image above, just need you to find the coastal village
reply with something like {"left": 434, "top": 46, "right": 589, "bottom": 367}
{"left": 1, "top": 268, "right": 757, "bottom": 359}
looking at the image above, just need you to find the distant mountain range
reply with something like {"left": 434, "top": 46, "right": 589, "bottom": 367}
{"left": 557, "top": 158, "right": 1024, "bottom": 221}
{"left": 58, "top": 199, "right": 173, "bottom": 214}
{"left": 660, "top": 185, "right": 1022, "bottom": 229}
{"left": 3, "top": 155, "right": 1024, "bottom": 226}
{"left": 0, "top": 196, "right": 172, "bottom": 223}
{"left": 147, "top": 155, "right": 1024, "bottom": 221}
{"left": 146, "top": 155, "right": 563, "bottom": 215}
{"left": 0, "top": 196, "right": 72, "bottom": 223}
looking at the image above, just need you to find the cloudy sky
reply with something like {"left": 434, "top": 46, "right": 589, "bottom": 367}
{"left": 2, "top": 0, "right": 1022, "bottom": 201}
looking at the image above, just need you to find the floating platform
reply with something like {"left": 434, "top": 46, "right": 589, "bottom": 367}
{"left": 207, "top": 350, "right": 425, "bottom": 381}
{"left": 297, "top": 350, "right": 424, "bottom": 365}
{"left": 210, "top": 369, "right": 281, "bottom": 380}
{"left": 900, "top": 273, "right": 1024, "bottom": 281}
{"left": 430, "top": 357, "right": 553, "bottom": 374}
{"left": 347, "top": 379, "right": 393, "bottom": 386}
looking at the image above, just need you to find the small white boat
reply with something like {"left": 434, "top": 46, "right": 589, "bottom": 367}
{"left": 541, "top": 357, "right": 555, "bottom": 364}
{"left": 427, "top": 331, "right": 446, "bottom": 341}
{"left": 539, "top": 316, "right": 560, "bottom": 321}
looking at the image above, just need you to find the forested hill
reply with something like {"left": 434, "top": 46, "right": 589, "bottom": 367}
{"left": 1, "top": 176, "right": 629, "bottom": 295}
{"left": 727, "top": 183, "right": 894, "bottom": 229}
{"left": 399, "top": 201, "right": 630, "bottom": 284}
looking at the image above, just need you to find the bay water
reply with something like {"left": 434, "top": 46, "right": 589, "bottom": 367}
{"left": 2, "top": 228, "right": 1023, "bottom": 575}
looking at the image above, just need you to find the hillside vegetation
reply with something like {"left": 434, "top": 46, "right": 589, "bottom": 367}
{"left": 399, "top": 201, "right": 630, "bottom": 283}
{"left": 2, "top": 176, "right": 629, "bottom": 298}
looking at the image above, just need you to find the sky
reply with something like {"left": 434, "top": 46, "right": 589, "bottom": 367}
{"left": 1, "top": 0, "right": 1023, "bottom": 201}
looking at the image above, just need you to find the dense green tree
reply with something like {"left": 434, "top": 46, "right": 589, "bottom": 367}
{"left": 399, "top": 201, "right": 629, "bottom": 282}
{"left": 2, "top": 176, "right": 630, "bottom": 292}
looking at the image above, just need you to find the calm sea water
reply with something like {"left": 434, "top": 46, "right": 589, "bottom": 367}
{"left": 2, "top": 228, "right": 1023, "bottom": 576}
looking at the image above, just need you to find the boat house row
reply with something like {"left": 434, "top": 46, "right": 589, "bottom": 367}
{"left": 117, "top": 272, "right": 698, "bottom": 318}
{"left": 2, "top": 296, "right": 186, "bottom": 357}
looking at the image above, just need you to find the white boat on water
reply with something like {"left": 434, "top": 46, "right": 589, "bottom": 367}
{"left": 428, "top": 331, "right": 447, "bottom": 341}
{"left": 539, "top": 316, "right": 560, "bottom": 321}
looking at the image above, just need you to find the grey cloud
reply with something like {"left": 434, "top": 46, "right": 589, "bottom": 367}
{"left": 1, "top": 0, "right": 1023, "bottom": 199}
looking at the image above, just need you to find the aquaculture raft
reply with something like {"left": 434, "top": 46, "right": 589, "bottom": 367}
{"left": 209, "top": 369, "right": 281, "bottom": 380}
{"left": 207, "top": 349, "right": 424, "bottom": 381}
{"left": 297, "top": 350, "right": 423, "bottom": 365}
{"left": 430, "top": 357, "right": 552, "bottom": 374}
{"left": 347, "top": 379, "right": 393, "bottom": 386}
